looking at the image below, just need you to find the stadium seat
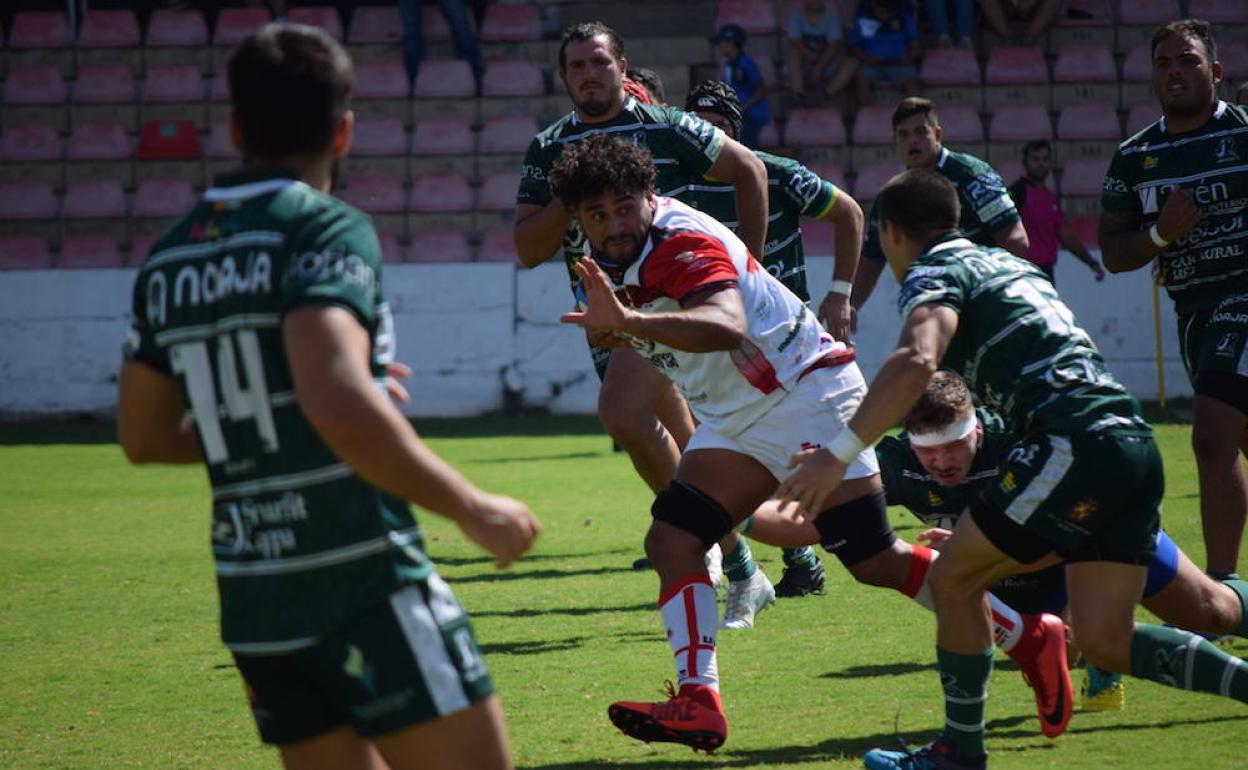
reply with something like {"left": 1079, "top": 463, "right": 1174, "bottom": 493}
{"left": 715, "top": 0, "right": 779, "bottom": 36}
{"left": 1120, "top": 44, "right": 1153, "bottom": 107}
{"left": 1189, "top": 0, "right": 1248, "bottom": 22}
{"left": 1118, "top": 0, "right": 1180, "bottom": 24}
{"left": 287, "top": 7, "right": 343, "bottom": 41}
{"left": 412, "top": 117, "right": 474, "bottom": 156}
{"left": 338, "top": 173, "right": 406, "bottom": 214}
{"left": 204, "top": 122, "right": 240, "bottom": 179}
{"left": 0, "top": 180, "right": 59, "bottom": 239}
{"left": 7, "top": 11, "right": 73, "bottom": 75}
{"left": 132, "top": 178, "right": 196, "bottom": 218}
{"left": 478, "top": 172, "right": 520, "bottom": 212}
{"left": 144, "top": 9, "right": 211, "bottom": 72}
{"left": 141, "top": 64, "right": 207, "bottom": 127}
{"left": 803, "top": 162, "right": 847, "bottom": 191}
{"left": 407, "top": 230, "right": 473, "bottom": 263}
{"left": 477, "top": 226, "right": 519, "bottom": 263}
{"left": 72, "top": 64, "right": 139, "bottom": 129}
{"left": 1048, "top": 0, "right": 1114, "bottom": 50}
{"left": 758, "top": 123, "right": 781, "bottom": 149}
{"left": 481, "top": 4, "right": 541, "bottom": 42}
{"left": 1125, "top": 102, "right": 1160, "bottom": 136}
{"left": 800, "top": 221, "right": 834, "bottom": 256}
{"left": 0, "top": 236, "right": 54, "bottom": 270}
{"left": 919, "top": 47, "right": 983, "bottom": 108}
{"left": 0, "top": 123, "right": 64, "bottom": 187}
{"left": 376, "top": 231, "right": 404, "bottom": 263}
{"left": 483, "top": 60, "right": 544, "bottom": 97}
{"left": 58, "top": 234, "right": 124, "bottom": 268}
{"left": 784, "top": 108, "right": 847, "bottom": 146}
{"left": 852, "top": 163, "right": 900, "bottom": 202}
{"left": 77, "top": 10, "right": 142, "bottom": 72}
{"left": 4, "top": 66, "right": 69, "bottom": 131}
{"left": 1059, "top": 157, "right": 1109, "bottom": 197}
{"left": 67, "top": 120, "right": 132, "bottom": 161}
{"left": 987, "top": 103, "right": 1052, "bottom": 163}
{"left": 414, "top": 59, "right": 475, "bottom": 98}
{"left": 1220, "top": 42, "right": 1248, "bottom": 83}
{"left": 352, "top": 118, "right": 408, "bottom": 157}
{"left": 213, "top": 8, "right": 271, "bottom": 48}
{"left": 137, "top": 120, "right": 200, "bottom": 160}
{"left": 1051, "top": 44, "right": 1117, "bottom": 107}
{"left": 480, "top": 115, "right": 538, "bottom": 154}
{"left": 347, "top": 5, "right": 403, "bottom": 43}
{"left": 1056, "top": 102, "right": 1120, "bottom": 140}
{"left": 129, "top": 233, "right": 158, "bottom": 264}
{"left": 63, "top": 179, "right": 127, "bottom": 219}
{"left": 984, "top": 47, "right": 1048, "bottom": 108}
{"left": 355, "top": 61, "right": 413, "bottom": 124}
{"left": 422, "top": 3, "right": 470, "bottom": 43}
{"left": 409, "top": 173, "right": 474, "bottom": 213}
{"left": 939, "top": 104, "right": 985, "bottom": 146}
{"left": 994, "top": 160, "right": 1025, "bottom": 187}
{"left": 850, "top": 106, "right": 896, "bottom": 166}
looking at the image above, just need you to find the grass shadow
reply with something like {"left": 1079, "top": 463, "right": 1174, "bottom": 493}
{"left": 448, "top": 566, "right": 639, "bottom": 584}
{"left": 819, "top": 661, "right": 938, "bottom": 679}
{"left": 481, "top": 637, "right": 586, "bottom": 656}
{"left": 473, "top": 602, "right": 654, "bottom": 619}
{"left": 434, "top": 547, "right": 634, "bottom": 567}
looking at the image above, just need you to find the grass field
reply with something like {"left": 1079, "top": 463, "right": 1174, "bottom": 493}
{"left": 2, "top": 417, "right": 1245, "bottom": 770}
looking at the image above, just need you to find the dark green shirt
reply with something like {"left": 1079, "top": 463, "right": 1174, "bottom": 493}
{"left": 864, "top": 147, "right": 1020, "bottom": 263}
{"left": 125, "top": 167, "right": 431, "bottom": 653}
{"left": 1101, "top": 100, "right": 1248, "bottom": 315}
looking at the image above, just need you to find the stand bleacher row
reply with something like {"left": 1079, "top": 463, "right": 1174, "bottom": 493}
{"left": 1, "top": 0, "right": 1246, "bottom": 269}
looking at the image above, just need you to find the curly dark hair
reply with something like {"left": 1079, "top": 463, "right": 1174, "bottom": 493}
{"left": 685, "top": 79, "right": 742, "bottom": 141}
{"left": 1152, "top": 19, "right": 1217, "bottom": 62}
{"left": 549, "top": 135, "right": 656, "bottom": 210}
{"left": 903, "top": 371, "right": 974, "bottom": 435}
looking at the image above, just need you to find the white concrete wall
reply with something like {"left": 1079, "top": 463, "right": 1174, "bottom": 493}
{"left": 0, "top": 254, "right": 1190, "bottom": 419}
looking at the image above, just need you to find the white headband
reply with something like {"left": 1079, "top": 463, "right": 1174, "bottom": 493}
{"left": 907, "top": 413, "right": 978, "bottom": 447}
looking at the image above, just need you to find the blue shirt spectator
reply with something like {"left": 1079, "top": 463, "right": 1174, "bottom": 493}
{"left": 850, "top": 0, "right": 922, "bottom": 104}
{"left": 711, "top": 23, "right": 772, "bottom": 148}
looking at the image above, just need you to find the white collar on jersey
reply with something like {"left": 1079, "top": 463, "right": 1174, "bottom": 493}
{"left": 927, "top": 237, "right": 975, "bottom": 255}
{"left": 202, "top": 178, "right": 303, "bottom": 203}
{"left": 936, "top": 146, "right": 950, "bottom": 169}
{"left": 569, "top": 94, "right": 638, "bottom": 126}
{"left": 1158, "top": 99, "right": 1228, "bottom": 134}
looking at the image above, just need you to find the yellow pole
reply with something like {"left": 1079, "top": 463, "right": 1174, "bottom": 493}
{"left": 1152, "top": 279, "right": 1166, "bottom": 409}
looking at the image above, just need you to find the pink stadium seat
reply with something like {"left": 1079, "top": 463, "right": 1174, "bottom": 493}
{"left": 287, "top": 7, "right": 343, "bottom": 41}
{"left": 347, "top": 6, "right": 402, "bottom": 43}
{"left": 78, "top": 10, "right": 141, "bottom": 48}
{"left": 412, "top": 117, "right": 474, "bottom": 155}
{"left": 1057, "top": 102, "right": 1120, "bottom": 140}
{"left": 804, "top": 162, "right": 847, "bottom": 190}
{"left": 920, "top": 48, "right": 981, "bottom": 86}
{"left": 0, "top": 180, "right": 58, "bottom": 219}
{"left": 73, "top": 64, "right": 136, "bottom": 103}
{"left": 995, "top": 160, "right": 1024, "bottom": 185}
{"left": 129, "top": 233, "right": 158, "bottom": 263}
{"left": 409, "top": 173, "right": 473, "bottom": 212}
{"left": 480, "top": 115, "right": 539, "bottom": 154}
{"left": 852, "top": 106, "right": 893, "bottom": 145}
{"left": 0, "top": 123, "right": 62, "bottom": 161}
{"left": 478, "top": 173, "right": 520, "bottom": 212}
{"left": 414, "top": 59, "right": 476, "bottom": 98}
{"left": 478, "top": 227, "right": 518, "bottom": 263}
{"left": 852, "top": 163, "right": 900, "bottom": 201}
{"left": 356, "top": 61, "right": 411, "bottom": 100}
{"left": 1126, "top": 102, "right": 1160, "bottom": 135}
{"left": 1221, "top": 42, "right": 1248, "bottom": 81}
{"left": 1059, "top": 158, "right": 1109, "bottom": 197}
{"left": 783, "top": 108, "right": 847, "bottom": 146}
{"left": 756, "top": 57, "right": 778, "bottom": 87}
{"left": 715, "top": 0, "right": 778, "bottom": 35}
{"left": 1054, "top": 0, "right": 1112, "bottom": 26}
{"left": 8, "top": 11, "right": 72, "bottom": 50}
{"left": 205, "top": 122, "right": 239, "bottom": 159}
{"left": 985, "top": 47, "right": 1048, "bottom": 85}
{"left": 758, "top": 123, "right": 781, "bottom": 148}
{"left": 1188, "top": 0, "right": 1248, "bottom": 22}
{"left": 1122, "top": 44, "right": 1151, "bottom": 82}
{"left": 377, "top": 231, "right": 404, "bottom": 263}
{"left": 352, "top": 118, "right": 408, "bottom": 157}
{"left": 63, "top": 179, "right": 127, "bottom": 218}
{"left": 210, "top": 74, "right": 231, "bottom": 102}
{"left": 213, "top": 8, "right": 272, "bottom": 47}
{"left": 59, "top": 234, "right": 124, "bottom": 268}
{"left": 939, "top": 104, "right": 984, "bottom": 143}
{"left": 338, "top": 173, "right": 405, "bottom": 213}
{"left": 1053, "top": 44, "right": 1116, "bottom": 83}
{"left": 422, "top": 4, "right": 463, "bottom": 43}
{"left": 482, "top": 60, "right": 544, "bottom": 97}
{"left": 481, "top": 4, "right": 541, "bottom": 42}
{"left": 142, "top": 64, "right": 205, "bottom": 102}
{"left": 0, "top": 236, "right": 54, "bottom": 270}
{"left": 408, "top": 230, "right": 472, "bottom": 263}
{"left": 67, "top": 121, "right": 131, "bottom": 160}
{"left": 1118, "top": 0, "right": 1180, "bottom": 24}
{"left": 137, "top": 119, "right": 201, "bottom": 160}
{"left": 989, "top": 104, "right": 1053, "bottom": 141}
{"left": 146, "top": 9, "right": 209, "bottom": 46}
{"left": 133, "top": 178, "right": 196, "bottom": 218}
{"left": 801, "top": 221, "right": 834, "bottom": 256}
{"left": 4, "top": 66, "right": 67, "bottom": 104}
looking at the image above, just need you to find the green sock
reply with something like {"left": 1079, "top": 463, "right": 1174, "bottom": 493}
{"left": 1221, "top": 579, "right": 1248, "bottom": 638}
{"left": 936, "top": 646, "right": 993, "bottom": 761}
{"left": 1130, "top": 623, "right": 1248, "bottom": 702}
{"left": 782, "top": 546, "right": 819, "bottom": 568}
{"left": 723, "top": 539, "right": 757, "bottom": 583}
{"left": 737, "top": 515, "right": 755, "bottom": 536}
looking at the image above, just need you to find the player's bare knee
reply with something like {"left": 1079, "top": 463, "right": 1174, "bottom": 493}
{"left": 1070, "top": 620, "right": 1133, "bottom": 671}
{"left": 925, "top": 557, "right": 986, "bottom": 606}
{"left": 846, "top": 542, "right": 909, "bottom": 589}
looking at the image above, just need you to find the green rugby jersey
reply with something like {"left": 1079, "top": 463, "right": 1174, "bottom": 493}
{"left": 517, "top": 95, "right": 726, "bottom": 289}
{"left": 672, "top": 150, "right": 839, "bottom": 301}
{"left": 877, "top": 409, "right": 1008, "bottom": 530}
{"left": 1101, "top": 100, "right": 1248, "bottom": 315}
{"left": 863, "top": 147, "right": 1020, "bottom": 263}
{"left": 124, "top": 167, "right": 431, "bottom": 654}
{"left": 898, "top": 236, "right": 1150, "bottom": 436}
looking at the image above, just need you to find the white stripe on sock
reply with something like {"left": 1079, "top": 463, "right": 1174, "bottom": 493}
{"left": 1183, "top": 634, "right": 1202, "bottom": 691}
{"left": 945, "top": 717, "right": 986, "bottom": 732}
{"left": 1220, "top": 656, "right": 1243, "bottom": 697}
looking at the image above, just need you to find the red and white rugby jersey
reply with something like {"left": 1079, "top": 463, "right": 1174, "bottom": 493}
{"left": 606, "top": 196, "right": 848, "bottom": 436}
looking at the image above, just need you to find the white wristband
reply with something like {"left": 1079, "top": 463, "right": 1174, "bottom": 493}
{"left": 1148, "top": 224, "right": 1170, "bottom": 249}
{"left": 828, "top": 427, "right": 867, "bottom": 464}
{"left": 829, "top": 279, "right": 854, "bottom": 297}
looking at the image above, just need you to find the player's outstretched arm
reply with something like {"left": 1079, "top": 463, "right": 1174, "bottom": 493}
{"left": 285, "top": 305, "right": 541, "bottom": 568}
{"left": 992, "top": 220, "right": 1030, "bottom": 259}
{"left": 513, "top": 201, "right": 573, "bottom": 268}
{"left": 706, "top": 138, "right": 769, "bottom": 259}
{"left": 816, "top": 190, "right": 864, "bottom": 341}
{"left": 118, "top": 361, "right": 203, "bottom": 464}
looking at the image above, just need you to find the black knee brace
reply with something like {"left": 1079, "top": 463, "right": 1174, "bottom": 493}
{"left": 813, "top": 490, "right": 896, "bottom": 568}
{"left": 651, "top": 480, "right": 734, "bottom": 547}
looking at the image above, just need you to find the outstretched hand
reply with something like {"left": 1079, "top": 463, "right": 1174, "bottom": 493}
{"left": 773, "top": 447, "right": 847, "bottom": 518}
{"left": 560, "top": 258, "right": 633, "bottom": 336}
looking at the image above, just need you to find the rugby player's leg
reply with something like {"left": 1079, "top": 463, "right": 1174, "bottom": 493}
{"left": 1191, "top": 395, "right": 1248, "bottom": 577}
{"left": 597, "top": 348, "right": 685, "bottom": 494}
{"left": 1141, "top": 532, "right": 1248, "bottom": 639}
{"left": 371, "top": 696, "right": 512, "bottom": 770}
{"left": 279, "top": 727, "right": 389, "bottom": 770}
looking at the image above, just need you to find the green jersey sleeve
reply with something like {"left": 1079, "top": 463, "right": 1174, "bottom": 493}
{"left": 958, "top": 161, "right": 1019, "bottom": 235}
{"left": 662, "top": 106, "right": 727, "bottom": 178}
{"left": 875, "top": 435, "right": 911, "bottom": 507}
{"left": 1099, "top": 147, "right": 1139, "bottom": 215}
{"left": 124, "top": 269, "right": 171, "bottom": 374}
{"left": 771, "top": 154, "right": 839, "bottom": 219}
{"left": 280, "top": 206, "right": 383, "bottom": 328}
{"left": 897, "top": 257, "right": 970, "bottom": 319}
{"left": 862, "top": 197, "right": 884, "bottom": 263}
{"left": 517, "top": 135, "right": 553, "bottom": 207}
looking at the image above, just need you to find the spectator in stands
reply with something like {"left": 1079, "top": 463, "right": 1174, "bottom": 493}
{"left": 626, "top": 67, "right": 666, "bottom": 105}
{"left": 398, "top": 0, "right": 483, "bottom": 94}
{"left": 924, "top": 0, "right": 974, "bottom": 48}
{"left": 785, "top": 0, "right": 859, "bottom": 105}
{"left": 978, "top": 0, "right": 1062, "bottom": 46}
{"left": 1237, "top": 81, "right": 1248, "bottom": 106}
{"left": 1008, "top": 140, "right": 1105, "bottom": 283}
{"left": 710, "top": 23, "right": 772, "bottom": 148}
{"left": 849, "top": 0, "right": 922, "bottom": 104}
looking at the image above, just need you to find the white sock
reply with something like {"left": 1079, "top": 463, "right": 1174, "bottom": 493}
{"left": 660, "top": 574, "right": 720, "bottom": 690}
{"left": 988, "top": 592, "right": 1024, "bottom": 652}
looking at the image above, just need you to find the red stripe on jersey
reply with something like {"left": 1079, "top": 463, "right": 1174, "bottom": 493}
{"left": 729, "top": 338, "right": 783, "bottom": 394}
{"left": 640, "top": 231, "right": 739, "bottom": 302}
